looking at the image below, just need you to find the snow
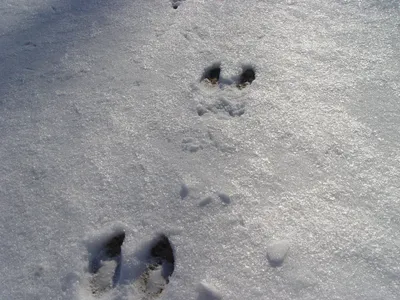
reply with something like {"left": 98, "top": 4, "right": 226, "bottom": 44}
{"left": 266, "top": 240, "right": 290, "bottom": 267}
{"left": 0, "top": 0, "right": 400, "bottom": 299}
{"left": 197, "top": 281, "right": 222, "bottom": 300}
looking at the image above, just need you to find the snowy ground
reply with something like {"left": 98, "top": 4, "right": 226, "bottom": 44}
{"left": 1, "top": 0, "right": 400, "bottom": 299}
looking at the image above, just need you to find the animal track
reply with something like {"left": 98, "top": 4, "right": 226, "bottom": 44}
{"left": 201, "top": 64, "right": 221, "bottom": 86}
{"left": 136, "top": 234, "right": 175, "bottom": 298}
{"left": 84, "top": 231, "right": 175, "bottom": 299}
{"left": 196, "top": 64, "right": 255, "bottom": 117}
{"left": 237, "top": 67, "right": 256, "bottom": 89}
{"left": 171, "top": 0, "right": 185, "bottom": 9}
{"left": 201, "top": 64, "right": 256, "bottom": 89}
{"left": 197, "top": 98, "right": 245, "bottom": 117}
{"left": 88, "top": 230, "right": 125, "bottom": 296}
{"left": 181, "top": 130, "right": 237, "bottom": 153}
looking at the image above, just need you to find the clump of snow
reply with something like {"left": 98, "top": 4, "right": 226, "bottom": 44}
{"left": 266, "top": 240, "right": 290, "bottom": 267}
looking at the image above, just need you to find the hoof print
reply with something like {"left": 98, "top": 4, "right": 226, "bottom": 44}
{"left": 138, "top": 234, "right": 175, "bottom": 298}
{"left": 150, "top": 234, "right": 175, "bottom": 266}
{"left": 104, "top": 232, "right": 126, "bottom": 257}
{"left": 88, "top": 230, "right": 125, "bottom": 296}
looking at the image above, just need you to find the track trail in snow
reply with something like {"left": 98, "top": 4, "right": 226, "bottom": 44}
{"left": 82, "top": 230, "right": 175, "bottom": 300}
{"left": 0, "top": 0, "right": 399, "bottom": 299}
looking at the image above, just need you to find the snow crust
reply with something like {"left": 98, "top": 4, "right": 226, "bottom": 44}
{"left": 0, "top": 0, "right": 400, "bottom": 299}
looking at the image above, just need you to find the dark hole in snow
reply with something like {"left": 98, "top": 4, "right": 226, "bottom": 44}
{"left": 202, "top": 64, "right": 221, "bottom": 84}
{"left": 148, "top": 234, "right": 175, "bottom": 283}
{"left": 172, "top": 0, "right": 180, "bottom": 9}
{"left": 89, "top": 231, "right": 125, "bottom": 273}
{"left": 151, "top": 234, "right": 175, "bottom": 265}
{"left": 88, "top": 231, "right": 125, "bottom": 274}
{"left": 88, "top": 230, "right": 126, "bottom": 295}
{"left": 238, "top": 67, "right": 256, "bottom": 85}
{"left": 197, "top": 105, "right": 208, "bottom": 116}
{"left": 104, "top": 231, "right": 126, "bottom": 257}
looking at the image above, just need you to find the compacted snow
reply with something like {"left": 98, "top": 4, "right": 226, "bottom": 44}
{"left": 0, "top": 0, "right": 399, "bottom": 299}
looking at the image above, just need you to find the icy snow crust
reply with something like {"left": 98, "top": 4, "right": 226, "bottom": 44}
{"left": 1, "top": 0, "right": 400, "bottom": 299}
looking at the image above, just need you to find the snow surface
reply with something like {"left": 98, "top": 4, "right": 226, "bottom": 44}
{"left": 1, "top": 0, "right": 400, "bottom": 299}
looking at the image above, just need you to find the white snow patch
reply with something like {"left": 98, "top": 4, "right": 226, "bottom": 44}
{"left": 266, "top": 240, "right": 290, "bottom": 267}
{"left": 1, "top": 0, "right": 400, "bottom": 299}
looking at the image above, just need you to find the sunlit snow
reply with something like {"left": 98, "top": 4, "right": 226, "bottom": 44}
{"left": 0, "top": 0, "right": 399, "bottom": 299}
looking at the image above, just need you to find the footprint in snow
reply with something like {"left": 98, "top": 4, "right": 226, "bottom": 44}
{"left": 201, "top": 64, "right": 256, "bottom": 89}
{"left": 171, "top": 0, "right": 185, "bottom": 9}
{"left": 197, "top": 99, "right": 246, "bottom": 117}
{"left": 237, "top": 67, "right": 256, "bottom": 89}
{"left": 87, "top": 230, "right": 126, "bottom": 296}
{"left": 197, "top": 64, "right": 256, "bottom": 117}
{"left": 135, "top": 234, "right": 175, "bottom": 298}
{"left": 201, "top": 64, "right": 221, "bottom": 86}
{"left": 84, "top": 231, "right": 175, "bottom": 299}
